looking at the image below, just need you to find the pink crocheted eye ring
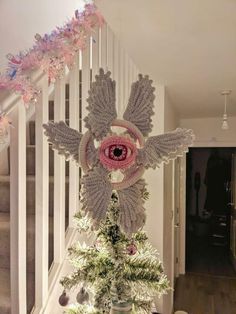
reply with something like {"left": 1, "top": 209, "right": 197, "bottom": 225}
{"left": 79, "top": 118, "right": 145, "bottom": 190}
{"left": 99, "top": 135, "right": 137, "bottom": 170}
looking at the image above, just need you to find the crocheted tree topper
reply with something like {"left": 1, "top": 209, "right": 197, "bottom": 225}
{"left": 43, "top": 68, "right": 194, "bottom": 234}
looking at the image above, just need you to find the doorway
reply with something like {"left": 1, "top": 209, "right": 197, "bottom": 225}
{"left": 185, "top": 147, "right": 236, "bottom": 276}
{"left": 174, "top": 147, "right": 236, "bottom": 313}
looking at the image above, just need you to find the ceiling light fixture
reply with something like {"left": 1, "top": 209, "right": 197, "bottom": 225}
{"left": 221, "top": 90, "right": 231, "bottom": 130}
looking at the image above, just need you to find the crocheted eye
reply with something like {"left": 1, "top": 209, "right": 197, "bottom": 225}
{"left": 104, "top": 144, "right": 131, "bottom": 161}
{"left": 99, "top": 136, "right": 137, "bottom": 170}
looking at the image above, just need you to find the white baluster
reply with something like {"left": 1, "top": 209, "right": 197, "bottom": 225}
{"left": 135, "top": 65, "right": 140, "bottom": 78}
{"left": 101, "top": 23, "right": 108, "bottom": 71}
{"left": 107, "top": 25, "right": 114, "bottom": 75}
{"left": 68, "top": 54, "right": 80, "bottom": 228}
{"left": 54, "top": 72, "right": 66, "bottom": 263}
{"left": 127, "top": 58, "right": 132, "bottom": 94}
{"left": 34, "top": 73, "right": 49, "bottom": 311}
{"left": 92, "top": 27, "right": 99, "bottom": 80}
{"left": 124, "top": 52, "right": 129, "bottom": 106}
{"left": 119, "top": 46, "right": 125, "bottom": 115}
{"left": 10, "top": 101, "right": 27, "bottom": 314}
{"left": 98, "top": 27, "right": 102, "bottom": 69}
{"left": 113, "top": 36, "right": 120, "bottom": 116}
{"left": 131, "top": 60, "right": 137, "bottom": 82}
{"left": 82, "top": 38, "right": 91, "bottom": 132}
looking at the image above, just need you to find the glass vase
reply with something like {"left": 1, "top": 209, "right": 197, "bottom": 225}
{"left": 110, "top": 301, "right": 132, "bottom": 314}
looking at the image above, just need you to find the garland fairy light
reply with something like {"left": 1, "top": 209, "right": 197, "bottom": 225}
{"left": 0, "top": 2, "right": 103, "bottom": 143}
{"left": 0, "top": 3, "right": 104, "bottom": 106}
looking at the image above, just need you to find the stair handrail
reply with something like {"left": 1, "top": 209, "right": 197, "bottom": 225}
{"left": 1, "top": 69, "right": 44, "bottom": 115}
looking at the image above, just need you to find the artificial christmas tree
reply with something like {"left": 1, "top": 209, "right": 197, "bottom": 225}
{"left": 60, "top": 193, "right": 169, "bottom": 314}
{"left": 43, "top": 69, "right": 194, "bottom": 313}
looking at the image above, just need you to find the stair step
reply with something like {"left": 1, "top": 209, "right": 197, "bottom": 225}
{"left": 29, "top": 100, "right": 70, "bottom": 146}
{"left": 0, "top": 175, "right": 69, "bottom": 215}
{"left": 0, "top": 267, "right": 35, "bottom": 314}
{"left": 26, "top": 145, "right": 69, "bottom": 176}
{"left": 0, "top": 212, "right": 53, "bottom": 271}
{"left": 0, "top": 268, "right": 10, "bottom": 314}
{"left": 7, "top": 144, "right": 69, "bottom": 176}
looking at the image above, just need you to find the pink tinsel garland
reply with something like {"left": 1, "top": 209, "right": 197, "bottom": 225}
{"left": 0, "top": 3, "right": 104, "bottom": 106}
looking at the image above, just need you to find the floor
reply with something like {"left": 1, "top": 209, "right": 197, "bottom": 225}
{"left": 174, "top": 228, "right": 236, "bottom": 314}
{"left": 174, "top": 273, "right": 236, "bottom": 314}
{"left": 186, "top": 231, "right": 235, "bottom": 277}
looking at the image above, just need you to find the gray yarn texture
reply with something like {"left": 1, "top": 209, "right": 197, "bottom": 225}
{"left": 123, "top": 74, "right": 155, "bottom": 137}
{"left": 84, "top": 68, "right": 117, "bottom": 140}
{"left": 43, "top": 68, "right": 194, "bottom": 234}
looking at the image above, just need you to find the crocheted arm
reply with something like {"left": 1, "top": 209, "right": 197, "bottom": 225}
{"left": 123, "top": 74, "right": 155, "bottom": 137}
{"left": 138, "top": 128, "right": 195, "bottom": 169}
{"left": 117, "top": 179, "right": 146, "bottom": 234}
{"left": 81, "top": 165, "right": 112, "bottom": 227}
{"left": 43, "top": 121, "right": 82, "bottom": 163}
{"left": 84, "top": 68, "right": 117, "bottom": 140}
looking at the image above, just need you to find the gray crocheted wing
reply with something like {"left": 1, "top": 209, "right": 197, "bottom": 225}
{"left": 117, "top": 179, "right": 146, "bottom": 234}
{"left": 87, "top": 136, "right": 99, "bottom": 167}
{"left": 138, "top": 128, "right": 194, "bottom": 169}
{"left": 81, "top": 165, "right": 112, "bottom": 227}
{"left": 123, "top": 74, "right": 155, "bottom": 137}
{"left": 43, "top": 121, "right": 82, "bottom": 163}
{"left": 84, "top": 68, "right": 117, "bottom": 140}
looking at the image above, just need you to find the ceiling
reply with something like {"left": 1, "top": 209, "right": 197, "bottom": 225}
{"left": 95, "top": 0, "right": 236, "bottom": 118}
{"left": 0, "top": 0, "right": 85, "bottom": 71}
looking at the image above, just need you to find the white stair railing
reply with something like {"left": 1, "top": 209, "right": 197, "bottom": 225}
{"left": 68, "top": 54, "right": 80, "bottom": 229}
{"left": 10, "top": 100, "right": 27, "bottom": 314}
{"left": 34, "top": 73, "right": 49, "bottom": 312}
{"left": 0, "top": 22, "right": 139, "bottom": 314}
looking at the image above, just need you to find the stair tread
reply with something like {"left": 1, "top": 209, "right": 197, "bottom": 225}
{"left": 0, "top": 213, "right": 10, "bottom": 230}
{"left": 29, "top": 118, "right": 70, "bottom": 123}
{"left": 0, "top": 175, "right": 36, "bottom": 182}
{"left": 0, "top": 175, "right": 69, "bottom": 182}
{"left": 0, "top": 267, "right": 35, "bottom": 313}
{"left": 0, "top": 212, "right": 53, "bottom": 233}
{"left": 0, "top": 268, "right": 10, "bottom": 310}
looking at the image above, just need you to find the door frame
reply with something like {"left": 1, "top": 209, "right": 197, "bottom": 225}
{"left": 178, "top": 141, "right": 236, "bottom": 275}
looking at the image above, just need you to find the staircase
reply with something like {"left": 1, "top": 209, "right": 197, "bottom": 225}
{"left": 0, "top": 93, "right": 70, "bottom": 314}
{"left": 0, "top": 20, "right": 140, "bottom": 314}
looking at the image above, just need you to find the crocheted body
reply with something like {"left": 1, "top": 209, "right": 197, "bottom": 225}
{"left": 43, "top": 68, "right": 194, "bottom": 234}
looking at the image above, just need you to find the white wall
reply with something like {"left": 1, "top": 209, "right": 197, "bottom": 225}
{"left": 180, "top": 116, "right": 236, "bottom": 146}
{"left": 145, "top": 83, "right": 165, "bottom": 255}
{"left": 0, "top": 0, "right": 86, "bottom": 72}
{"left": 143, "top": 83, "right": 165, "bottom": 313}
{"left": 163, "top": 95, "right": 178, "bottom": 314}
{"left": 144, "top": 87, "right": 179, "bottom": 314}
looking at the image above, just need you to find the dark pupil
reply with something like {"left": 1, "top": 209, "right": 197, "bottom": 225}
{"left": 113, "top": 147, "right": 123, "bottom": 157}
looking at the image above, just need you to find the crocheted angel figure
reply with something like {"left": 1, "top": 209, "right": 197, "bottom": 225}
{"left": 43, "top": 69, "right": 194, "bottom": 234}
